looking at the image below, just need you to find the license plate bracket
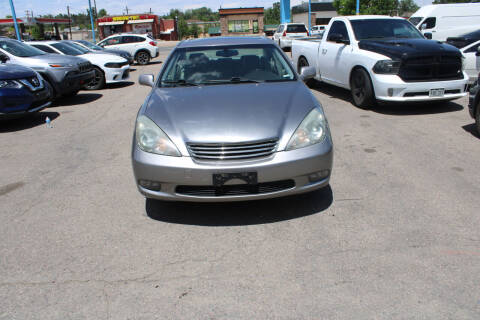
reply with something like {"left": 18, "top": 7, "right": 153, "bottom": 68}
{"left": 213, "top": 172, "right": 257, "bottom": 187}
{"left": 429, "top": 88, "right": 445, "bottom": 97}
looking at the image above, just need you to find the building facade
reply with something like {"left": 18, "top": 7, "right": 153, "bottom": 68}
{"left": 96, "top": 14, "right": 177, "bottom": 40}
{"left": 219, "top": 7, "right": 264, "bottom": 36}
{"left": 292, "top": 2, "right": 338, "bottom": 26}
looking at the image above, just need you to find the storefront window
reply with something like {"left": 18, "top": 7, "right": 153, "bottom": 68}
{"left": 228, "top": 20, "right": 249, "bottom": 33}
{"left": 253, "top": 20, "right": 258, "bottom": 33}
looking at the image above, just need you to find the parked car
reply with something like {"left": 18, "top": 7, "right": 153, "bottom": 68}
{"left": 291, "top": 15, "right": 468, "bottom": 108}
{"left": 72, "top": 40, "right": 134, "bottom": 64}
{"left": 0, "top": 38, "right": 94, "bottom": 98}
{"left": 409, "top": 3, "right": 480, "bottom": 41}
{"left": 468, "top": 73, "right": 480, "bottom": 134}
{"left": 311, "top": 25, "right": 326, "bottom": 36}
{"left": 446, "top": 30, "right": 480, "bottom": 49}
{"left": 96, "top": 34, "right": 159, "bottom": 65}
{"left": 132, "top": 37, "right": 332, "bottom": 202}
{"left": 0, "top": 62, "right": 52, "bottom": 119}
{"left": 27, "top": 41, "right": 130, "bottom": 90}
{"left": 458, "top": 40, "right": 480, "bottom": 85}
{"left": 273, "top": 23, "right": 309, "bottom": 50}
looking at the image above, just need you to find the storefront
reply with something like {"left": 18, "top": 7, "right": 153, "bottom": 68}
{"left": 219, "top": 7, "right": 264, "bottom": 36}
{"left": 97, "top": 14, "right": 160, "bottom": 39}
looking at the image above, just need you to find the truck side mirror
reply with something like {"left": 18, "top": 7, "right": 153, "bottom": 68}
{"left": 139, "top": 74, "right": 154, "bottom": 87}
{"left": 328, "top": 33, "right": 350, "bottom": 45}
{"left": 424, "top": 32, "right": 432, "bottom": 40}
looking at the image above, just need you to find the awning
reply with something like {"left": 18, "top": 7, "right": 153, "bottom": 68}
{"left": 127, "top": 19, "right": 154, "bottom": 24}
{"left": 98, "top": 21, "right": 124, "bottom": 26}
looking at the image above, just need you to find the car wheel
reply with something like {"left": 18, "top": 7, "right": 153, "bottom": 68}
{"left": 136, "top": 51, "right": 151, "bottom": 65}
{"left": 476, "top": 101, "right": 480, "bottom": 135}
{"left": 298, "top": 57, "right": 315, "bottom": 88}
{"left": 84, "top": 67, "right": 105, "bottom": 90}
{"left": 350, "top": 68, "right": 376, "bottom": 109}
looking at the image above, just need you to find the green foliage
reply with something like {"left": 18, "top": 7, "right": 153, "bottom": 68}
{"left": 265, "top": 2, "right": 281, "bottom": 25}
{"left": 98, "top": 9, "right": 107, "bottom": 18}
{"left": 398, "top": 0, "right": 419, "bottom": 15}
{"left": 31, "top": 24, "right": 44, "bottom": 40}
{"left": 189, "top": 24, "right": 200, "bottom": 38}
{"left": 177, "top": 18, "right": 189, "bottom": 39}
{"left": 433, "top": 0, "right": 480, "bottom": 3}
{"left": 163, "top": 7, "right": 219, "bottom": 21}
{"left": 333, "top": 0, "right": 399, "bottom": 15}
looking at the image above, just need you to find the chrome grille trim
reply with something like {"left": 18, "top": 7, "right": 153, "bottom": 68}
{"left": 187, "top": 139, "right": 278, "bottom": 160}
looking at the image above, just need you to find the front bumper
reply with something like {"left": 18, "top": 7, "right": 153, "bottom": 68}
{"left": 372, "top": 73, "right": 468, "bottom": 102}
{"left": 105, "top": 65, "right": 130, "bottom": 83}
{"left": 57, "top": 70, "right": 95, "bottom": 95}
{"left": 0, "top": 84, "right": 52, "bottom": 119}
{"left": 132, "top": 140, "right": 333, "bottom": 202}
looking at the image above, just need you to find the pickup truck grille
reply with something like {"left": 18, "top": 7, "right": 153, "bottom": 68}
{"left": 78, "top": 62, "right": 92, "bottom": 73}
{"left": 399, "top": 55, "right": 463, "bottom": 82}
{"left": 187, "top": 139, "right": 278, "bottom": 161}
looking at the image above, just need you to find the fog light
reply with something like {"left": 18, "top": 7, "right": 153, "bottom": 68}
{"left": 138, "top": 179, "right": 161, "bottom": 191}
{"left": 308, "top": 170, "right": 330, "bottom": 183}
{"left": 387, "top": 88, "right": 394, "bottom": 97}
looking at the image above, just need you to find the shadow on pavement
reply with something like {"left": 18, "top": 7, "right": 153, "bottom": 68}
{"left": 53, "top": 93, "right": 103, "bottom": 107}
{"left": 0, "top": 111, "right": 59, "bottom": 133}
{"left": 145, "top": 185, "right": 333, "bottom": 226}
{"left": 145, "top": 61, "right": 163, "bottom": 65}
{"left": 104, "top": 82, "right": 134, "bottom": 89}
{"left": 462, "top": 123, "right": 480, "bottom": 139}
{"left": 311, "top": 82, "right": 353, "bottom": 104}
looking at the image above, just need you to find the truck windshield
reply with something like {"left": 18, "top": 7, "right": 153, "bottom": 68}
{"left": 408, "top": 17, "right": 423, "bottom": 27}
{"left": 159, "top": 44, "right": 296, "bottom": 86}
{"left": 0, "top": 40, "right": 46, "bottom": 57}
{"left": 51, "top": 42, "right": 84, "bottom": 56}
{"left": 351, "top": 19, "right": 424, "bottom": 41}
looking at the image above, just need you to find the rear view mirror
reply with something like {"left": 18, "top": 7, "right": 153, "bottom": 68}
{"left": 216, "top": 49, "right": 239, "bottom": 57}
{"left": 424, "top": 32, "right": 433, "bottom": 40}
{"left": 139, "top": 74, "right": 154, "bottom": 87}
{"left": 299, "top": 66, "right": 316, "bottom": 81}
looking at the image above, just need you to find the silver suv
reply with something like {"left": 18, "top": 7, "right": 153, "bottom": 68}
{"left": 0, "top": 38, "right": 94, "bottom": 98}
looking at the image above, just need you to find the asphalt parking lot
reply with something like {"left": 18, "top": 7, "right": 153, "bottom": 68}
{"left": 1, "top": 44, "right": 480, "bottom": 319}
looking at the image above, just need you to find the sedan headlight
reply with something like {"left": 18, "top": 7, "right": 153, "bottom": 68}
{"left": 104, "top": 62, "right": 123, "bottom": 68}
{"left": 286, "top": 108, "right": 327, "bottom": 151}
{"left": 0, "top": 79, "right": 22, "bottom": 89}
{"left": 135, "top": 115, "right": 181, "bottom": 156}
{"left": 372, "top": 60, "right": 401, "bottom": 74}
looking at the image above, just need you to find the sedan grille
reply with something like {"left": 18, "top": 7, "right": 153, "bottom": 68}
{"left": 176, "top": 179, "right": 295, "bottom": 197}
{"left": 187, "top": 139, "right": 278, "bottom": 161}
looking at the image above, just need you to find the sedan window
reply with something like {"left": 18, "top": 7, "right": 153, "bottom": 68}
{"left": 0, "top": 40, "right": 46, "bottom": 57}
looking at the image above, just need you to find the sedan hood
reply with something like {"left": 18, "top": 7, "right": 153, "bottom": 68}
{"left": 26, "top": 53, "right": 89, "bottom": 65}
{"left": 143, "top": 81, "right": 317, "bottom": 153}
{"left": 0, "top": 63, "right": 35, "bottom": 80}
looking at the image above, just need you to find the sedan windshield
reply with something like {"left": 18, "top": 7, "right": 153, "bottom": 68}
{"left": 66, "top": 42, "right": 91, "bottom": 54}
{"left": 77, "top": 40, "right": 102, "bottom": 50}
{"left": 0, "top": 40, "right": 46, "bottom": 57}
{"left": 51, "top": 42, "right": 84, "bottom": 56}
{"left": 351, "top": 19, "right": 424, "bottom": 41}
{"left": 160, "top": 44, "right": 295, "bottom": 86}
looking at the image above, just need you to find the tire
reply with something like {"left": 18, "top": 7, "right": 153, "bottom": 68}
{"left": 298, "top": 56, "right": 315, "bottom": 88}
{"left": 350, "top": 68, "right": 376, "bottom": 109}
{"left": 84, "top": 67, "right": 105, "bottom": 90}
{"left": 136, "top": 51, "right": 151, "bottom": 65}
{"left": 475, "top": 101, "right": 480, "bottom": 135}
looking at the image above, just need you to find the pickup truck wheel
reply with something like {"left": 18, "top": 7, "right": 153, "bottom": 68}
{"left": 298, "top": 57, "right": 315, "bottom": 88}
{"left": 136, "top": 51, "right": 150, "bottom": 65}
{"left": 350, "top": 68, "right": 375, "bottom": 109}
{"left": 475, "top": 102, "right": 480, "bottom": 135}
{"left": 84, "top": 67, "right": 105, "bottom": 90}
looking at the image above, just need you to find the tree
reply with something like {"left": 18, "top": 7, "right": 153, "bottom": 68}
{"left": 398, "top": 0, "right": 419, "bottom": 15}
{"left": 31, "top": 24, "right": 44, "bottom": 40}
{"left": 333, "top": 0, "right": 399, "bottom": 15}
{"left": 433, "top": 0, "right": 479, "bottom": 3}
{"left": 98, "top": 9, "right": 107, "bottom": 17}
{"left": 177, "top": 18, "right": 189, "bottom": 39}
{"left": 264, "top": 2, "right": 281, "bottom": 25}
{"left": 189, "top": 24, "right": 200, "bottom": 38}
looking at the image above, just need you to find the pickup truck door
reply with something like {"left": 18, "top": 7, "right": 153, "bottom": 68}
{"left": 318, "top": 20, "right": 353, "bottom": 86}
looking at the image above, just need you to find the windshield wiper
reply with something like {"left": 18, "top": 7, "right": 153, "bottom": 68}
{"left": 161, "top": 80, "right": 198, "bottom": 87}
{"left": 203, "top": 77, "right": 263, "bottom": 84}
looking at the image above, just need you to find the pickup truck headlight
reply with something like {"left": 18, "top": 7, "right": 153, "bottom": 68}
{"left": 0, "top": 80, "right": 22, "bottom": 89}
{"left": 286, "top": 108, "right": 326, "bottom": 151}
{"left": 135, "top": 115, "right": 181, "bottom": 157}
{"left": 372, "top": 60, "right": 401, "bottom": 74}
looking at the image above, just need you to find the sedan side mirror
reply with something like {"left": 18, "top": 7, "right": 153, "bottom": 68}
{"left": 299, "top": 66, "right": 316, "bottom": 81}
{"left": 424, "top": 32, "right": 433, "bottom": 40}
{"left": 139, "top": 74, "right": 154, "bottom": 87}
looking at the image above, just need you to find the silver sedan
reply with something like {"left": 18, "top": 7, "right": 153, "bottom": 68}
{"left": 132, "top": 37, "right": 333, "bottom": 202}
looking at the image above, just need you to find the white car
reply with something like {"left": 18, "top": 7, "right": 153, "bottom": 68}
{"left": 311, "top": 25, "right": 326, "bottom": 36}
{"left": 96, "top": 34, "right": 159, "bottom": 65}
{"left": 27, "top": 41, "right": 130, "bottom": 90}
{"left": 273, "top": 23, "right": 309, "bottom": 50}
{"left": 460, "top": 40, "right": 480, "bottom": 84}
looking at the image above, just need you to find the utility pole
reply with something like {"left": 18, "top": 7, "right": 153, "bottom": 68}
{"left": 67, "top": 6, "right": 72, "bottom": 40}
{"left": 8, "top": 0, "right": 21, "bottom": 40}
{"left": 88, "top": 0, "right": 96, "bottom": 43}
{"left": 93, "top": 0, "right": 98, "bottom": 20}
{"left": 356, "top": 0, "right": 360, "bottom": 15}
{"left": 125, "top": 6, "right": 129, "bottom": 15}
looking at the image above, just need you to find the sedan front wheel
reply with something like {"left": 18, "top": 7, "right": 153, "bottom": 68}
{"left": 84, "top": 67, "right": 105, "bottom": 90}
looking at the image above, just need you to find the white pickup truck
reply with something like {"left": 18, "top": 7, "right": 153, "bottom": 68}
{"left": 292, "top": 15, "right": 468, "bottom": 108}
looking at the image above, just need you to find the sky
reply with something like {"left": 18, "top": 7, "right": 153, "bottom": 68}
{"left": 1, "top": 0, "right": 432, "bottom": 19}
